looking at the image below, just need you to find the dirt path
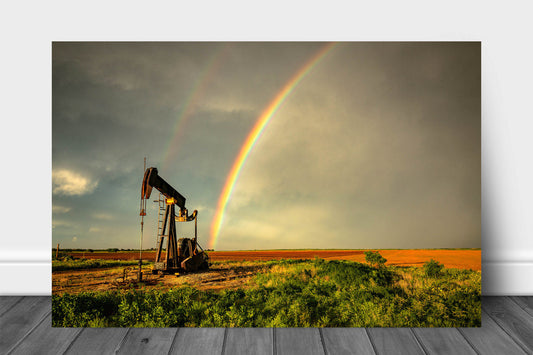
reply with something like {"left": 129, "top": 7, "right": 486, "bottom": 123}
{"left": 52, "top": 261, "right": 270, "bottom": 295}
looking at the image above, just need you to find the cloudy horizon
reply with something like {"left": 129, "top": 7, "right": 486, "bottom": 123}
{"left": 52, "top": 42, "right": 480, "bottom": 250}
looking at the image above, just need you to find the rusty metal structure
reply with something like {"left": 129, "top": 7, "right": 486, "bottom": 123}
{"left": 140, "top": 167, "right": 209, "bottom": 274}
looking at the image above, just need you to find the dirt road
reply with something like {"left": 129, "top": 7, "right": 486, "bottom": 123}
{"left": 52, "top": 261, "right": 269, "bottom": 295}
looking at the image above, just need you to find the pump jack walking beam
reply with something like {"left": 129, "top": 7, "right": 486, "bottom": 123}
{"left": 142, "top": 168, "right": 186, "bottom": 211}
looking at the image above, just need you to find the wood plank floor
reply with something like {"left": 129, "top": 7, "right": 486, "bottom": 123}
{"left": 1, "top": 297, "right": 532, "bottom": 354}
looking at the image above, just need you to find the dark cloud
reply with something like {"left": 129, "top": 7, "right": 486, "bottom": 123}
{"left": 52, "top": 42, "right": 480, "bottom": 250}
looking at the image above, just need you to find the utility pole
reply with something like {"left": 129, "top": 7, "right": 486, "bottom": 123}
{"left": 138, "top": 157, "right": 146, "bottom": 282}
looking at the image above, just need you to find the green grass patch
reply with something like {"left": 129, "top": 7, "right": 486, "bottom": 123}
{"left": 52, "top": 258, "right": 480, "bottom": 327}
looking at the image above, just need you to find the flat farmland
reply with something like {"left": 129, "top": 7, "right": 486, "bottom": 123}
{"left": 68, "top": 249, "right": 481, "bottom": 270}
{"left": 54, "top": 249, "right": 482, "bottom": 326}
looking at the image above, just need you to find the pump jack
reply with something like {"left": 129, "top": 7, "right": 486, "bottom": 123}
{"left": 141, "top": 167, "right": 209, "bottom": 274}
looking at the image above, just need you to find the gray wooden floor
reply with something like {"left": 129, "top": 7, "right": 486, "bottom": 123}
{"left": 1, "top": 297, "right": 532, "bottom": 354}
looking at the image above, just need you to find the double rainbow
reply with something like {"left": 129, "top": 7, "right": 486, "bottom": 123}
{"left": 162, "top": 45, "right": 230, "bottom": 170}
{"left": 209, "top": 42, "right": 337, "bottom": 249}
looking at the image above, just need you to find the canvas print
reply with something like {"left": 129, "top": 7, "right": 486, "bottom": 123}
{"left": 52, "top": 42, "right": 481, "bottom": 327}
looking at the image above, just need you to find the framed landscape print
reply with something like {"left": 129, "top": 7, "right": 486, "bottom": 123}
{"left": 52, "top": 42, "right": 481, "bottom": 327}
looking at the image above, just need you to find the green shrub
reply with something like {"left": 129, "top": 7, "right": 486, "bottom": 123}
{"left": 52, "top": 258, "right": 480, "bottom": 328}
{"left": 364, "top": 251, "right": 387, "bottom": 268}
{"left": 423, "top": 259, "right": 444, "bottom": 277}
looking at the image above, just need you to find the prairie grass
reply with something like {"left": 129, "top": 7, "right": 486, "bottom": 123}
{"left": 52, "top": 258, "right": 480, "bottom": 327}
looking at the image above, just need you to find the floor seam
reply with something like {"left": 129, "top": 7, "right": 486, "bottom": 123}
{"left": 483, "top": 301, "right": 531, "bottom": 355}
{"left": 456, "top": 327, "right": 481, "bottom": 355}
{"left": 272, "top": 327, "right": 276, "bottom": 355}
{"left": 364, "top": 329, "right": 378, "bottom": 355}
{"left": 60, "top": 328, "right": 84, "bottom": 355}
{"left": 166, "top": 328, "right": 180, "bottom": 355}
{"left": 508, "top": 296, "right": 533, "bottom": 318}
{"left": 6, "top": 309, "right": 51, "bottom": 355}
{"left": 318, "top": 328, "right": 328, "bottom": 355}
{"left": 0, "top": 296, "right": 25, "bottom": 318}
{"left": 409, "top": 328, "right": 429, "bottom": 355}
{"left": 220, "top": 327, "right": 228, "bottom": 355}
{"left": 114, "top": 328, "right": 131, "bottom": 355}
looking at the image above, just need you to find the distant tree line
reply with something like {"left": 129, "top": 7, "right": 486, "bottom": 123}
{"left": 52, "top": 247, "right": 157, "bottom": 253}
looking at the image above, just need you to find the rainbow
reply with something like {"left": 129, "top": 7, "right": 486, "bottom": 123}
{"left": 209, "top": 42, "right": 337, "bottom": 249}
{"left": 162, "top": 44, "right": 230, "bottom": 170}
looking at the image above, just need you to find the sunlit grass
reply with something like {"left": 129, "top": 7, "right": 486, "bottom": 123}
{"left": 52, "top": 258, "right": 481, "bottom": 327}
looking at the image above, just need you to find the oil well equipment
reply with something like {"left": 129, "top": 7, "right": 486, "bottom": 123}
{"left": 140, "top": 167, "right": 209, "bottom": 274}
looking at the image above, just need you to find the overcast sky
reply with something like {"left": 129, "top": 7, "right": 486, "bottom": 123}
{"left": 52, "top": 42, "right": 480, "bottom": 250}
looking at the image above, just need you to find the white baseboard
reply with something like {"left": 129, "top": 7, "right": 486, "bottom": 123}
{"left": 0, "top": 262, "right": 51, "bottom": 295}
{"left": 1, "top": 260, "right": 532, "bottom": 295}
{"left": 482, "top": 261, "right": 533, "bottom": 295}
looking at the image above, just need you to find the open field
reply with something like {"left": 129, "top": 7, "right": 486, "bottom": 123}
{"left": 67, "top": 249, "right": 481, "bottom": 270}
{"left": 52, "top": 258, "right": 481, "bottom": 327}
{"left": 53, "top": 249, "right": 481, "bottom": 327}
{"left": 53, "top": 249, "right": 480, "bottom": 295}
{"left": 53, "top": 261, "right": 270, "bottom": 295}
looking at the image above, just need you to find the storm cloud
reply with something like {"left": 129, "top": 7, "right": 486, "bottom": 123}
{"left": 53, "top": 42, "right": 480, "bottom": 250}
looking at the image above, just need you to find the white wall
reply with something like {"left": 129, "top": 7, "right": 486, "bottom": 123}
{"left": 1, "top": 1, "right": 532, "bottom": 295}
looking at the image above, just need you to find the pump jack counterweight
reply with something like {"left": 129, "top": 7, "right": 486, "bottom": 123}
{"left": 141, "top": 167, "right": 209, "bottom": 274}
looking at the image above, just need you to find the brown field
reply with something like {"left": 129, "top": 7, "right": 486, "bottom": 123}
{"left": 68, "top": 249, "right": 481, "bottom": 270}
{"left": 52, "top": 261, "right": 270, "bottom": 295}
